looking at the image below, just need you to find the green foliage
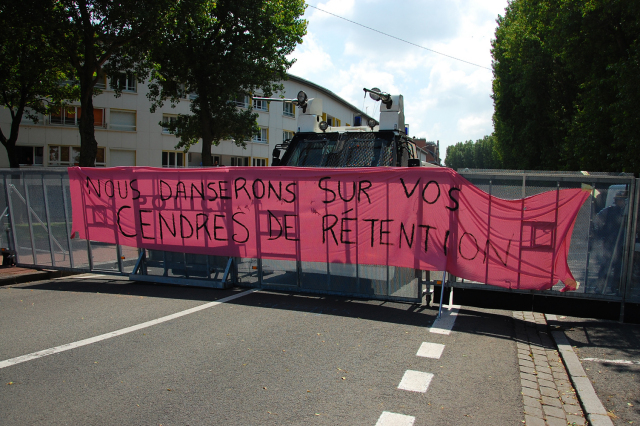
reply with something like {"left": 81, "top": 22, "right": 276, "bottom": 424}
{"left": 492, "top": 0, "right": 640, "bottom": 173}
{"left": 0, "top": 1, "right": 78, "bottom": 168}
{"left": 445, "top": 135, "right": 503, "bottom": 170}
{"left": 51, "top": 0, "right": 173, "bottom": 166}
{"left": 147, "top": 0, "right": 307, "bottom": 166}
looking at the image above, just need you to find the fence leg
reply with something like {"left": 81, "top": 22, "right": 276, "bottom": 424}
{"left": 61, "top": 176, "right": 75, "bottom": 269}
{"left": 132, "top": 249, "right": 146, "bottom": 275}
{"left": 22, "top": 174, "right": 38, "bottom": 264}
{"left": 437, "top": 270, "right": 447, "bottom": 319}
{"left": 4, "top": 174, "right": 18, "bottom": 264}
{"left": 41, "top": 175, "right": 56, "bottom": 267}
{"left": 115, "top": 244, "right": 124, "bottom": 273}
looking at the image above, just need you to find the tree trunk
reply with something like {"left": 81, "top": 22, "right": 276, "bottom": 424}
{"left": 200, "top": 114, "right": 213, "bottom": 167}
{"left": 1, "top": 102, "right": 27, "bottom": 168}
{"left": 78, "top": 71, "right": 97, "bottom": 167}
{"left": 2, "top": 141, "right": 19, "bottom": 169}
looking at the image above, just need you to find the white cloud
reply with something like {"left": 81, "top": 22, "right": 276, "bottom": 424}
{"left": 457, "top": 115, "right": 492, "bottom": 137}
{"left": 288, "top": 0, "right": 509, "bottom": 158}
{"left": 288, "top": 32, "right": 335, "bottom": 79}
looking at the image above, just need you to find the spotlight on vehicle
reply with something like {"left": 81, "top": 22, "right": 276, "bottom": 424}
{"left": 369, "top": 87, "right": 381, "bottom": 101}
{"left": 297, "top": 91, "right": 308, "bottom": 105}
{"left": 296, "top": 90, "right": 309, "bottom": 113}
{"left": 365, "top": 87, "right": 392, "bottom": 108}
{"left": 367, "top": 118, "right": 377, "bottom": 129}
{"left": 319, "top": 121, "right": 329, "bottom": 132}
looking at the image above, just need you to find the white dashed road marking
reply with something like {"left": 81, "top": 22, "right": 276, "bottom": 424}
{"left": 375, "top": 411, "right": 416, "bottom": 426}
{"left": 0, "top": 289, "right": 257, "bottom": 370}
{"left": 416, "top": 342, "right": 445, "bottom": 359}
{"left": 375, "top": 302, "right": 462, "bottom": 424}
{"left": 429, "top": 305, "right": 460, "bottom": 335}
{"left": 398, "top": 370, "right": 434, "bottom": 393}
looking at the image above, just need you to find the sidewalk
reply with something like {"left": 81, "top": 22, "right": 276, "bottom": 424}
{"left": 0, "top": 266, "right": 76, "bottom": 286}
{"left": 513, "top": 310, "right": 640, "bottom": 426}
{"left": 513, "top": 311, "right": 589, "bottom": 426}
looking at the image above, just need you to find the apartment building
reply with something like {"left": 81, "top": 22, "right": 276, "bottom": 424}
{"left": 0, "top": 74, "right": 373, "bottom": 168}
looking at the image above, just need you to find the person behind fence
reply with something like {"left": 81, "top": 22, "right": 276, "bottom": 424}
{"left": 593, "top": 190, "right": 628, "bottom": 294}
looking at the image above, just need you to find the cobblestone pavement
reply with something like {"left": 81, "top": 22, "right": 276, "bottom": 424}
{"left": 513, "top": 311, "right": 587, "bottom": 426}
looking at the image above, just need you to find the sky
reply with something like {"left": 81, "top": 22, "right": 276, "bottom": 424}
{"left": 287, "top": 0, "right": 510, "bottom": 160}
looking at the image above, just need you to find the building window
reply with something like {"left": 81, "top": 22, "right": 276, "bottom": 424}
{"left": 110, "top": 110, "right": 136, "bottom": 131}
{"left": 110, "top": 73, "right": 136, "bottom": 92}
{"left": 231, "top": 157, "right": 248, "bottom": 166}
{"left": 283, "top": 130, "right": 294, "bottom": 142}
{"left": 252, "top": 128, "right": 268, "bottom": 144}
{"left": 162, "top": 115, "right": 177, "bottom": 133}
{"left": 50, "top": 106, "right": 78, "bottom": 126}
{"left": 49, "top": 106, "right": 103, "bottom": 127}
{"left": 235, "top": 95, "right": 249, "bottom": 108}
{"left": 17, "top": 146, "right": 44, "bottom": 166}
{"left": 95, "top": 147, "right": 106, "bottom": 166}
{"left": 322, "top": 113, "right": 340, "bottom": 127}
{"left": 49, "top": 145, "right": 104, "bottom": 166}
{"left": 162, "top": 151, "right": 184, "bottom": 168}
{"left": 283, "top": 102, "right": 295, "bottom": 118}
{"left": 354, "top": 116, "right": 362, "bottom": 126}
{"left": 188, "top": 92, "right": 198, "bottom": 100}
{"left": 253, "top": 98, "right": 268, "bottom": 112}
{"left": 252, "top": 158, "right": 267, "bottom": 166}
{"left": 92, "top": 108, "right": 105, "bottom": 127}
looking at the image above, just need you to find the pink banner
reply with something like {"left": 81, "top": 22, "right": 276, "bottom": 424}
{"left": 68, "top": 166, "right": 589, "bottom": 291}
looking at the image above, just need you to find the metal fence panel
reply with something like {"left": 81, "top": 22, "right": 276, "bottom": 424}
{"left": 43, "top": 174, "right": 71, "bottom": 268}
{"left": 7, "top": 174, "right": 35, "bottom": 265}
{"left": 358, "top": 264, "right": 388, "bottom": 296}
{"left": 8, "top": 167, "right": 639, "bottom": 306}
{"left": 389, "top": 267, "right": 420, "bottom": 299}
{"left": 625, "top": 181, "right": 640, "bottom": 303}
{"left": 0, "top": 175, "right": 9, "bottom": 251}
{"left": 300, "top": 261, "right": 330, "bottom": 291}
{"left": 458, "top": 170, "right": 636, "bottom": 303}
{"left": 25, "top": 173, "right": 54, "bottom": 266}
{"left": 236, "top": 258, "right": 260, "bottom": 286}
{"left": 261, "top": 258, "right": 298, "bottom": 286}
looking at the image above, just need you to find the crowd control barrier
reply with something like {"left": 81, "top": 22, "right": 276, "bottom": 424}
{"left": 2, "top": 167, "right": 639, "bottom": 312}
{"left": 454, "top": 169, "right": 639, "bottom": 319}
{"left": 0, "top": 168, "right": 422, "bottom": 302}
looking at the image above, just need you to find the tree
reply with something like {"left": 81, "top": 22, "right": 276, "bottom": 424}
{"left": 445, "top": 135, "right": 502, "bottom": 170}
{"left": 491, "top": 0, "right": 640, "bottom": 173}
{"left": 51, "top": 0, "right": 172, "bottom": 166}
{"left": 148, "top": 0, "right": 307, "bottom": 166}
{"left": 0, "top": 1, "right": 78, "bottom": 168}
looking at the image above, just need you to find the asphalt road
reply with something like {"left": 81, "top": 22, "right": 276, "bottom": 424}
{"left": 0, "top": 275, "right": 523, "bottom": 425}
{"left": 558, "top": 316, "right": 640, "bottom": 426}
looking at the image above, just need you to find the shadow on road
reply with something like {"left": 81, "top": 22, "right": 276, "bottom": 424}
{"left": 15, "top": 277, "right": 520, "bottom": 343}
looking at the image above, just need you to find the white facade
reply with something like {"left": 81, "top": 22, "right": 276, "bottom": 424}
{"left": 0, "top": 75, "right": 372, "bottom": 168}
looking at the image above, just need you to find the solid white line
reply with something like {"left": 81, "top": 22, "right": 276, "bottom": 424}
{"left": 398, "top": 370, "right": 434, "bottom": 393}
{"left": 581, "top": 357, "right": 640, "bottom": 365}
{"left": 416, "top": 342, "right": 445, "bottom": 359}
{"left": 430, "top": 305, "right": 460, "bottom": 335}
{"left": 0, "top": 289, "right": 257, "bottom": 370}
{"left": 375, "top": 411, "right": 415, "bottom": 426}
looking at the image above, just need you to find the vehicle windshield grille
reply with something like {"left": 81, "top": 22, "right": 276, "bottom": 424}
{"left": 284, "top": 132, "right": 394, "bottom": 167}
